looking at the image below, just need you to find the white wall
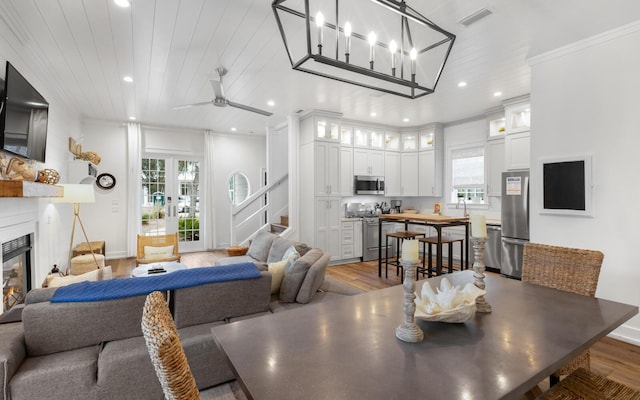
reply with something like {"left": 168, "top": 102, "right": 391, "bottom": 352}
{"left": 529, "top": 21, "right": 640, "bottom": 344}
{"left": 267, "top": 123, "right": 289, "bottom": 224}
{"left": 213, "top": 134, "right": 266, "bottom": 248}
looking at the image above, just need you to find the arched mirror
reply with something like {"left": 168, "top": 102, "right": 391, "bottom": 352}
{"left": 228, "top": 171, "right": 250, "bottom": 205}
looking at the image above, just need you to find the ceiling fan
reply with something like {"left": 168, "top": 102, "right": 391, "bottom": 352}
{"left": 173, "top": 67, "right": 273, "bottom": 116}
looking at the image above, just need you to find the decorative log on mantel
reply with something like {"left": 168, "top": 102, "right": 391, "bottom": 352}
{"left": 0, "top": 181, "right": 63, "bottom": 198}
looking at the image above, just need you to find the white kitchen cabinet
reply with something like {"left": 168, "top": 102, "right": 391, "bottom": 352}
{"left": 353, "top": 220, "right": 363, "bottom": 258}
{"left": 314, "top": 142, "right": 341, "bottom": 196}
{"left": 401, "top": 152, "right": 419, "bottom": 196}
{"left": 339, "top": 220, "right": 363, "bottom": 260}
{"left": 315, "top": 197, "right": 341, "bottom": 261}
{"left": 419, "top": 130, "right": 435, "bottom": 150}
{"left": 503, "top": 95, "right": 530, "bottom": 135}
{"left": 384, "top": 152, "right": 401, "bottom": 196}
{"left": 402, "top": 132, "right": 418, "bottom": 152}
{"left": 485, "top": 106, "right": 506, "bottom": 140}
{"left": 504, "top": 132, "right": 530, "bottom": 170}
{"left": 316, "top": 118, "right": 340, "bottom": 141}
{"left": 353, "top": 148, "right": 384, "bottom": 176}
{"left": 384, "top": 131, "right": 400, "bottom": 151}
{"left": 487, "top": 139, "right": 505, "bottom": 196}
{"left": 339, "top": 146, "right": 353, "bottom": 196}
{"left": 340, "top": 125, "right": 353, "bottom": 146}
{"left": 419, "top": 150, "right": 437, "bottom": 196}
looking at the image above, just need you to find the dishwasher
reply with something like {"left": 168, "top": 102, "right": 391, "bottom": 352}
{"left": 485, "top": 225, "right": 502, "bottom": 272}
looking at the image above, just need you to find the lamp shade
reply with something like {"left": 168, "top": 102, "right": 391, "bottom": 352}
{"left": 55, "top": 184, "right": 96, "bottom": 204}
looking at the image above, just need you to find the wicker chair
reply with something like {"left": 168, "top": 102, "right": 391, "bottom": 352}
{"left": 142, "top": 291, "right": 199, "bottom": 400}
{"left": 522, "top": 242, "right": 604, "bottom": 386}
{"left": 537, "top": 368, "right": 640, "bottom": 399}
{"left": 136, "top": 233, "right": 181, "bottom": 266}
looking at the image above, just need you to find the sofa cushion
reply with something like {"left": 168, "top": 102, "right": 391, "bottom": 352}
{"left": 172, "top": 271, "right": 272, "bottom": 329}
{"left": 45, "top": 265, "right": 112, "bottom": 288}
{"left": 8, "top": 345, "right": 100, "bottom": 400}
{"left": 97, "top": 335, "right": 163, "bottom": 400}
{"left": 179, "top": 322, "right": 235, "bottom": 388}
{"left": 268, "top": 260, "right": 287, "bottom": 294}
{"left": 22, "top": 294, "right": 147, "bottom": 356}
{"left": 296, "top": 252, "right": 330, "bottom": 304}
{"left": 246, "top": 231, "right": 277, "bottom": 262}
{"left": 266, "top": 237, "right": 295, "bottom": 263}
{"left": 279, "top": 248, "right": 322, "bottom": 303}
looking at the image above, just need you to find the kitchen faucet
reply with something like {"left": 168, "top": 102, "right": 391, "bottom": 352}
{"left": 456, "top": 197, "right": 469, "bottom": 217}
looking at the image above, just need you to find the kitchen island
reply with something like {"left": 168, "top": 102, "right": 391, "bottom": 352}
{"left": 378, "top": 213, "right": 469, "bottom": 278}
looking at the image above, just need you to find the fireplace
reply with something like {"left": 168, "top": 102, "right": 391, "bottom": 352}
{"left": 2, "top": 234, "right": 33, "bottom": 313}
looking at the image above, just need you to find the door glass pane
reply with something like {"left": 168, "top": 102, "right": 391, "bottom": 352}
{"left": 177, "top": 160, "right": 200, "bottom": 243}
{"left": 141, "top": 158, "right": 166, "bottom": 236}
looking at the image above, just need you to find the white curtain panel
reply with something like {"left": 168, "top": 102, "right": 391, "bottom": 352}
{"left": 126, "top": 122, "right": 142, "bottom": 257}
{"left": 204, "top": 130, "right": 216, "bottom": 249}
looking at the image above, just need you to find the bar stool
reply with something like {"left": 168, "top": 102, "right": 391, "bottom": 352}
{"left": 385, "top": 230, "right": 426, "bottom": 281}
{"left": 417, "top": 235, "right": 464, "bottom": 278}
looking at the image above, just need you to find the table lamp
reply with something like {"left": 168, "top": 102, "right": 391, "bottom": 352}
{"left": 55, "top": 184, "right": 98, "bottom": 274}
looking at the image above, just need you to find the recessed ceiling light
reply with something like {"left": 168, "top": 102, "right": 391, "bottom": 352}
{"left": 403, "top": 118, "right": 410, "bottom": 122}
{"left": 128, "top": 116, "right": 136, "bottom": 120}
{"left": 123, "top": 76, "right": 133, "bottom": 83}
{"left": 267, "top": 100, "right": 275, "bottom": 107}
{"left": 370, "top": 112, "right": 377, "bottom": 117}
{"left": 114, "top": 0, "right": 130, "bottom": 7}
{"left": 231, "top": 127, "right": 237, "bottom": 132}
{"left": 458, "top": 81, "right": 467, "bottom": 88}
{"left": 493, "top": 91, "right": 502, "bottom": 97}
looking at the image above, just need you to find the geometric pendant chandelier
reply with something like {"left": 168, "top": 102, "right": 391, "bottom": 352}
{"left": 272, "top": 0, "right": 456, "bottom": 99}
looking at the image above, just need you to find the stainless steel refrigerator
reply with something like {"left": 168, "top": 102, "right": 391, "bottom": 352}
{"left": 501, "top": 170, "right": 529, "bottom": 279}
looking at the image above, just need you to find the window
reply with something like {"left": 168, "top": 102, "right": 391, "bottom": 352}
{"left": 450, "top": 147, "right": 485, "bottom": 204}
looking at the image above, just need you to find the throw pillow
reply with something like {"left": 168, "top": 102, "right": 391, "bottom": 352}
{"left": 281, "top": 245, "right": 300, "bottom": 271}
{"left": 143, "top": 245, "right": 174, "bottom": 259}
{"left": 46, "top": 266, "right": 113, "bottom": 288}
{"left": 268, "top": 259, "right": 287, "bottom": 295}
{"left": 279, "top": 248, "right": 322, "bottom": 303}
{"left": 246, "top": 231, "right": 277, "bottom": 262}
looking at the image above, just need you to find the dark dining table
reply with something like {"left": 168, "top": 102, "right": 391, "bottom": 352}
{"left": 378, "top": 213, "right": 470, "bottom": 277}
{"left": 212, "top": 271, "right": 638, "bottom": 400}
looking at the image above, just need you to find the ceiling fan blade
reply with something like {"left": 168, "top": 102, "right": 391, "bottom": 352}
{"left": 227, "top": 100, "right": 273, "bottom": 116}
{"left": 210, "top": 79, "right": 224, "bottom": 98}
{"left": 172, "top": 101, "right": 212, "bottom": 110}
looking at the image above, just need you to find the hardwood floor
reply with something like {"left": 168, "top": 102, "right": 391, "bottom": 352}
{"left": 109, "top": 251, "right": 640, "bottom": 391}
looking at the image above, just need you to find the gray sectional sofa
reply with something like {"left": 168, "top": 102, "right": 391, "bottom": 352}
{"left": 0, "top": 232, "right": 361, "bottom": 400}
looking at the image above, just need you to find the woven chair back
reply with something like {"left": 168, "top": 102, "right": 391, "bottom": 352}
{"left": 142, "top": 291, "right": 200, "bottom": 400}
{"left": 522, "top": 243, "right": 604, "bottom": 297}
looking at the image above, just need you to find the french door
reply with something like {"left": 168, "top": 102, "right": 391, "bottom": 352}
{"left": 140, "top": 155, "right": 204, "bottom": 253}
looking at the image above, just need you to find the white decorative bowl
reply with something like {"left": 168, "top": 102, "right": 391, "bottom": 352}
{"left": 414, "top": 278, "right": 486, "bottom": 323}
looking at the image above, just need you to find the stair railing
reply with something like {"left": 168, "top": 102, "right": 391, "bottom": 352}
{"left": 231, "top": 173, "right": 288, "bottom": 246}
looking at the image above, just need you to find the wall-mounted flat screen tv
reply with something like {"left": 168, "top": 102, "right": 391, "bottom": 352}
{"left": 0, "top": 62, "right": 49, "bottom": 163}
{"left": 541, "top": 155, "right": 593, "bottom": 217}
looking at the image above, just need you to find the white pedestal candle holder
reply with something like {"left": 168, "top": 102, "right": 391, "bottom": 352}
{"left": 395, "top": 258, "right": 424, "bottom": 343}
{"left": 472, "top": 237, "right": 492, "bottom": 313}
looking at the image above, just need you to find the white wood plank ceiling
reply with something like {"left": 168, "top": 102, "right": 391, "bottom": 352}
{"left": 1, "top": 0, "right": 639, "bottom": 135}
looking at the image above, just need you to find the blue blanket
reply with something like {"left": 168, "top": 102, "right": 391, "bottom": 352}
{"left": 51, "top": 263, "right": 260, "bottom": 303}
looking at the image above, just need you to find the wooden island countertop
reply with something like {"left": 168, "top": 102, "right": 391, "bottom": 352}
{"left": 379, "top": 213, "right": 468, "bottom": 223}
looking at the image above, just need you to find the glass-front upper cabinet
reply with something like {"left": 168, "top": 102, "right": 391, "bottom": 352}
{"left": 385, "top": 131, "right": 400, "bottom": 151}
{"left": 316, "top": 119, "right": 340, "bottom": 141}
{"left": 340, "top": 125, "right": 353, "bottom": 146}
{"left": 354, "top": 128, "right": 369, "bottom": 147}
{"left": 370, "top": 130, "right": 384, "bottom": 149}
{"left": 419, "top": 130, "right": 435, "bottom": 150}
{"left": 503, "top": 95, "right": 531, "bottom": 134}
{"left": 402, "top": 132, "right": 418, "bottom": 151}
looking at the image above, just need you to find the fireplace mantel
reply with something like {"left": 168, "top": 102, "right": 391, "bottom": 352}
{"left": 0, "top": 181, "right": 63, "bottom": 198}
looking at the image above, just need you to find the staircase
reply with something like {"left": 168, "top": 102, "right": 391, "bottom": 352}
{"left": 270, "top": 216, "right": 289, "bottom": 234}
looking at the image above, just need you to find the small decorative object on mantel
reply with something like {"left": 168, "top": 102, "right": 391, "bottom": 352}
{"left": 1, "top": 156, "right": 38, "bottom": 181}
{"left": 396, "top": 239, "right": 424, "bottom": 343}
{"left": 36, "top": 168, "right": 60, "bottom": 185}
{"left": 470, "top": 214, "right": 492, "bottom": 313}
{"left": 69, "top": 137, "right": 101, "bottom": 165}
{"left": 414, "top": 278, "right": 486, "bottom": 323}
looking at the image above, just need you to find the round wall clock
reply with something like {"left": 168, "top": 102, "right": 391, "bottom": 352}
{"left": 96, "top": 173, "right": 116, "bottom": 190}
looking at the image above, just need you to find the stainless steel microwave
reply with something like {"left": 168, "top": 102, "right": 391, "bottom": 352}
{"left": 354, "top": 175, "right": 385, "bottom": 195}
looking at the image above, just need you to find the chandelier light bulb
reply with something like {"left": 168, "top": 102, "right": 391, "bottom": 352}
{"left": 389, "top": 40, "right": 398, "bottom": 74}
{"left": 410, "top": 47, "right": 417, "bottom": 80}
{"left": 316, "top": 12, "right": 324, "bottom": 53}
{"left": 344, "top": 21, "right": 352, "bottom": 61}
{"left": 368, "top": 31, "right": 377, "bottom": 66}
